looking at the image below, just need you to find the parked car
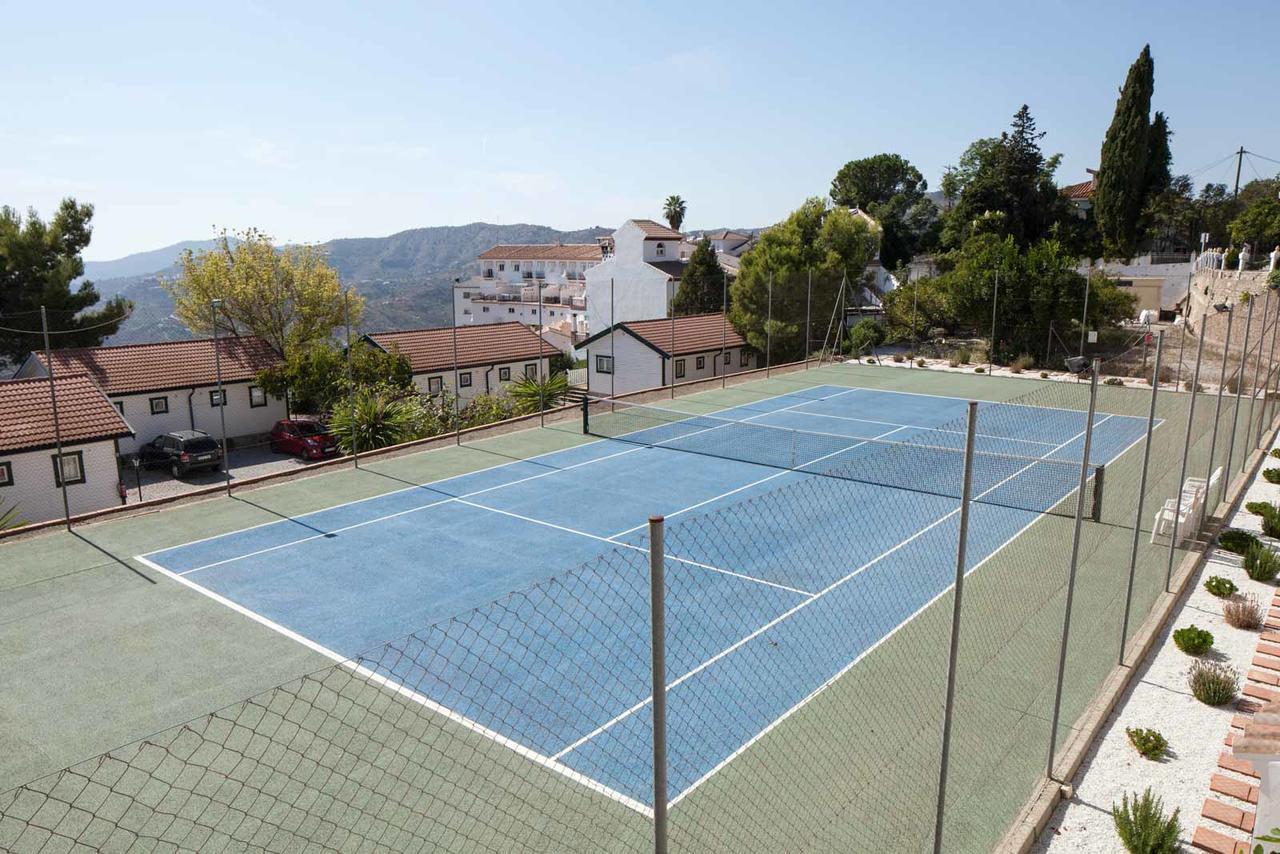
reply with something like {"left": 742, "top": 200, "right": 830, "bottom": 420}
{"left": 269, "top": 419, "right": 339, "bottom": 460}
{"left": 139, "top": 430, "right": 223, "bottom": 478}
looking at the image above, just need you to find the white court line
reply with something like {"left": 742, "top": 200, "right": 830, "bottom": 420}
{"left": 550, "top": 414, "right": 1113, "bottom": 768}
{"left": 813, "top": 379, "right": 1154, "bottom": 423}
{"left": 774, "top": 408, "right": 1059, "bottom": 448}
{"left": 163, "top": 384, "right": 861, "bottom": 576}
{"left": 131, "top": 554, "right": 654, "bottom": 819}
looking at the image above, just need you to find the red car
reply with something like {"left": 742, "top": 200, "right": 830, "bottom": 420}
{"left": 269, "top": 420, "right": 340, "bottom": 460}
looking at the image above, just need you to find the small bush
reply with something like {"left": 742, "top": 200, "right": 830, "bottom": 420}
{"left": 1265, "top": 513, "right": 1280, "bottom": 539}
{"left": 1220, "top": 528, "right": 1262, "bottom": 555}
{"left": 1125, "top": 727, "right": 1169, "bottom": 760}
{"left": 1104, "top": 376, "right": 1125, "bottom": 386}
{"left": 1247, "top": 500, "right": 1278, "bottom": 517}
{"left": 1265, "top": 468, "right": 1280, "bottom": 484}
{"left": 1011, "top": 354, "right": 1035, "bottom": 374}
{"left": 1244, "top": 542, "right": 1280, "bottom": 582}
{"left": 1224, "top": 594, "right": 1264, "bottom": 630}
{"left": 1112, "top": 788, "right": 1181, "bottom": 854}
{"left": 975, "top": 366, "right": 985, "bottom": 374}
{"left": 1227, "top": 374, "right": 1240, "bottom": 394}
{"left": 1188, "top": 660, "right": 1239, "bottom": 705}
{"left": 1040, "top": 371, "right": 1049, "bottom": 379}
{"left": 1270, "top": 448, "right": 1280, "bottom": 460}
{"left": 1204, "top": 575, "right": 1237, "bottom": 598}
{"left": 1172, "top": 624, "right": 1214, "bottom": 655}
{"left": 1184, "top": 379, "right": 1205, "bottom": 392}
{"left": 955, "top": 348, "right": 971, "bottom": 365}
{"left": 892, "top": 353, "right": 905, "bottom": 363}
{"left": 916, "top": 358, "right": 926, "bottom": 368}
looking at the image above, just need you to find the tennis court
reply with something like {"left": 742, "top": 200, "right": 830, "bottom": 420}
{"left": 134, "top": 383, "right": 1153, "bottom": 814}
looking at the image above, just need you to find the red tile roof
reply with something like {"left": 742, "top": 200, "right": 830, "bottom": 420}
{"left": 1062, "top": 177, "right": 1095, "bottom": 200}
{"left": 617, "top": 313, "right": 746, "bottom": 357}
{"left": 477, "top": 244, "right": 602, "bottom": 262}
{"left": 365, "top": 322, "right": 558, "bottom": 374}
{"left": 0, "top": 374, "right": 132, "bottom": 453}
{"left": 28, "top": 337, "right": 282, "bottom": 396}
{"left": 631, "top": 220, "right": 684, "bottom": 240}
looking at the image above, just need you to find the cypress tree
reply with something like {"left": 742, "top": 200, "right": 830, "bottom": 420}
{"left": 1095, "top": 45, "right": 1156, "bottom": 258}
{"left": 672, "top": 239, "right": 725, "bottom": 315}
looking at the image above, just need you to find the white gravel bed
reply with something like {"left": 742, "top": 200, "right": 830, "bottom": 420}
{"left": 1033, "top": 437, "right": 1280, "bottom": 852}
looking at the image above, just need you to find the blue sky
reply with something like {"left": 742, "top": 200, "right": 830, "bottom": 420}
{"left": 4, "top": 0, "right": 1278, "bottom": 260}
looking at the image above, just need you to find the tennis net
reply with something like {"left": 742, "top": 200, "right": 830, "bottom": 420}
{"left": 582, "top": 398, "right": 1104, "bottom": 520}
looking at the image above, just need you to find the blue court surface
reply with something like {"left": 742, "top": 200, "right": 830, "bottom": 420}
{"left": 137, "top": 384, "right": 1153, "bottom": 813}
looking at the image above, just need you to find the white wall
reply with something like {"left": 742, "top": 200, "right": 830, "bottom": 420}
{"left": 412, "top": 357, "right": 550, "bottom": 404}
{"left": 584, "top": 258, "right": 672, "bottom": 333}
{"left": 114, "top": 381, "right": 286, "bottom": 454}
{"left": 585, "top": 329, "right": 760, "bottom": 396}
{"left": 0, "top": 439, "right": 121, "bottom": 524}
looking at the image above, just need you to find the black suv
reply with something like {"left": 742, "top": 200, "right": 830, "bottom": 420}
{"left": 139, "top": 430, "right": 224, "bottom": 478}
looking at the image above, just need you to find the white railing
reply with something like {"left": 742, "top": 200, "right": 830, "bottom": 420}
{"left": 566, "top": 368, "right": 587, "bottom": 387}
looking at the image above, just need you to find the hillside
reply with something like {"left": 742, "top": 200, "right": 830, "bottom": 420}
{"left": 96, "top": 223, "right": 610, "bottom": 345}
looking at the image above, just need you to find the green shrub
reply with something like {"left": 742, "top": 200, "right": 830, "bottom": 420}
{"left": 1204, "top": 575, "right": 1237, "bottom": 598}
{"left": 1172, "top": 625, "right": 1213, "bottom": 655}
{"left": 916, "top": 358, "right": 926, "bottom": 368}
{"left": 1185, "top": 379, "right": 1205, "bottom": 392}
{"left": 1104, "top": 376, "right": 1125, "bottom": 386}
{"left": 1125, "top": 728, "right": 1168, "bottom": 761}
{"left": 892, "top": 353, "right": 905, "bottom": 363}
{"left": 1040, "top": 371, "right": 1049, "bottom": 379}
{"left": 954, "top": 348, "right": 971, "bottom": 365}
{"left": 1010, "top": 354, "right": 1035, "bottom": 374}
{"left": 974, "top": 366, "right": 985, "bottom": 374}
{"left": 1244, "top": 542, "right": 1280, "bottom": 582}
{"left": 328, "top": 386, "right": 429, "bottom": 453}
{"left": 1265, "top": 513, "right": 1280, "bottom": 539}
{"left": 1220, "top": 528, "right": 1262, "bottom": 555}
{"left": 508, "top": 372, "right": 571, "bottom": 414}
{"left": 1270, "top": 448, "right": 1280, "bottom": 460}
{"left": 1188, "top": 660, "right": 1238, "bottom": 705}
{"left": 1266, "top": 468, "right": 1280, "bottom": 484}
{"left": 1247, "top": 500, "right": 1277, "bottom": 517}
{"left": 1224, "top": 594, "right": 1264, "bottom": 630}
{"left": 847, "top": 318, "right": 886, "bottom": 355}
{"left": 1112, "top": 788, "right": 1180, "bottom": 854}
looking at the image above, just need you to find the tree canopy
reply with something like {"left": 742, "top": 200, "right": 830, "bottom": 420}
{"left": 830, "top": 153, "right": 937, "bottom": 270}
{"left": 256, "top": 338, "right": 412, "bottom": 414}
{"left": 1230, "top": 197, "right": 1280, "bottom": 251}
{"left": 165, "top": 228, "right": 360, "bottom": 357}
{"left": 672, "top": 239, "right": 725, "bottom": 315}
{"left": 729, "top": 199, "right": 879, "bottom": 362}
{"left": 0, "top": 199, "right": 131, "bottom": 362}
{"left": 663, "top": 195, "right": 687, "bottom": 232}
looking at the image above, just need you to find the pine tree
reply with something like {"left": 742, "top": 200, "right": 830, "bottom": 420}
{"left": 672, "top": 239, "right": 725, "bottom": 315}
{"left": 1095, "top": 45, "right": 1157, "bottom": 258}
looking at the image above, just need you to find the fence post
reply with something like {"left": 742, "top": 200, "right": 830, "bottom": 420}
{"left": 1047, "top": 359, "right": 1100, "bottom": 779}
{"left": 344, "top": 291, "right": 359, "bottom": 469}
{"left": 1078, "top": 279, "right": 1091, "bottom": 357}
{"left": 766, "top": 272, "right": 773, "bottom": 378}
{"left": 1203, "top": 306, "right": 1235, "bottom": 514}
{"left": 722, "top": 270, "right": 729, "bottom": 388}
{"left": 1245, "top": 290, "right": 1269, "bottom": 460}
{"left": 451, "top": 320, "right": 462, "bottom": 445}
{"left": 1222, "top": 298, "right": 1254, "bottom": 496}
{"left": 1119, "top": 332, "right": 1163, "bottom": 664}
{"left": 539, "top": 276, "right": 546, "bottom": 424}
{"left": 932, "top": 401, "right": 979, "bottom": 854}
{"left": 610, "top": 278, "right": 616, "bottom": 404}
{"left": 40, "top": 306, "right": 73, "bottom": 531}
{"left": 1256, "top": 288, "right": 1280, "bottom": 450}
{"left": 988, "top": 270, "right": 998, "bottom": 375}
{"left": 669, "top": 279, "right": 676, "bottom": 399}
{"left": 648, "top": 516, "right": 669, "bottom": 854}
{"left": 210, "top": 299, "right": 232, "bottom": 497}
{"left": 1167, "top": 315, "right": 1208, "bottom": 591}
{"left": 805, "top": 269, "right": 812, "bottom": 370}
{"left": 911, "top": 274, "right": 920, "bottom": 366}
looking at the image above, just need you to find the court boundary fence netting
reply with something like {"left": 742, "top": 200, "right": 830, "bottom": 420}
{"left": 4, "top": 292, "right": 1280, "bottom": 852}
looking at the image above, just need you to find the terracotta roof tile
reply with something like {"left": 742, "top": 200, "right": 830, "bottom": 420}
{"left": 631, "top": 220, "right": 684, "bottom": 240}
{"left": 30, "top": 337, "right": 281, "bottom": 396}
{"left": 477, "top": 244, "right": 602, "bottom": 262}
{"left": 1062, "top": 178, "right": 1095, "bottom": 200}
{"left": 0, "top": 374, "right": 132, "bottom": 453}
{"left": 620, "top": 313, "right": 746, "bottom": 357}
{"left": 366, "top": 322, "right": 558, "bottom": 374}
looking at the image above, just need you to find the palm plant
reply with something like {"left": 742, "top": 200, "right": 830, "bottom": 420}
{"left": 327, "top": 386, "right": 426, "bottom": 452}
{"left": 508, "top": 372, "right": 571, "bottom": 414}
{"left": 663, "top": 195, "right": 687, "bottom": 232}
{"left": 0, "top": 502, "right": 23, "bottom": 531}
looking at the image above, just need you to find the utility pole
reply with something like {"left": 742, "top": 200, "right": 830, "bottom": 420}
{"left": 1234, "top": 146, "right": 1246, "bottom": 197}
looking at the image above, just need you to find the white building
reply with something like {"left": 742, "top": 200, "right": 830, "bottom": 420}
{"left": 14, "top": 337, "right": 286, "bottom": 455}
{"left": 585, "top": 220, "right": 689, "bottom": 333}
{"left": 364, "top": 322, "right": 557, "bottom": 403}
{"left": 581, "top": 312, "right": 760, "bottom": 397}
{"left": 0, "top": 373, "right": 133, "bottom": 525}
{"left": 454, "top": 243, "right": 601, "bottom": 343}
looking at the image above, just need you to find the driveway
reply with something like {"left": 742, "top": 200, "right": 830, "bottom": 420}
{"left": 118, "top": 444, "right": 338, "bottom": 505}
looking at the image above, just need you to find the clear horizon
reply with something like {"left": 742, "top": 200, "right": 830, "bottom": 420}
{"left": 5, "top": 0, "right": 1279, "bottom": 261}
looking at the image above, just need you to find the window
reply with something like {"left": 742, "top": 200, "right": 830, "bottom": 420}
{"left": 674, "top": 358, "right": 686, "bottom": 379}
{"left": 525, "top": 363, "right": 538, "bottom": 379}
{"left": 0, "top": 461, "right": 11, "bottom": 488}
{"left": 740, "top": 350, "right": 749, "bottom": 367}
{"left": 723, "top": 352, "right": 731, "bottom": 365}
{"left": 596, "top": 355, "right": 613, "bottom": 374}
{"left": 463, "top": 308, "right": 472, "bottom": 315}
{"left": 249, "top": 386, "right": 267, "bottom": 408}
{"left": 459, "top": 372, "right": 472, "bottom": 388}
{"left": 513, "top": 263, "right": 521, "bottom": 272}
{"left": 482, "top": 306, "right": 490, "bottom": 313}
{"left": 149, "top": 396, "right": 169, "bottom": 415}
{"left": 508, "top": 307, "right": 515, "bottom": 313}
{"left": 499, "top": 367, "right": 511, "bottom": 381}
{"left": 696, "top": 356, "right": 705, "bottom": 370}
{"left": 1116, "top": 279, "right": 1134, "bottom": 288}
{"left": 462, "top": 291, "right": 471, "bottom": 298}
{"left": 51, "top": 451, "right": 85, "bottom": 487}
{"left": 428, "top": 376, "right": 443, "bottom": 394}
{"left": 655, "top": 242, "right": 666, "bottom": 257}
{"left": 113, "top": 401, "right": 124, "bottom": 416}
{"left": 209, "top": 389, "right": 226, "bottom": 407}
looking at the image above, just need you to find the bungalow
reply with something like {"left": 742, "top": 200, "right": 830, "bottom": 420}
{"left": 14, "top": 337, "right": 286, "bottom": 455}
{"left": 364, "top": 322, "right": 557, "bottom": 403}
{"left": 0, "top": 374, "right": 133, "bottom": 524}
{"left": 581, "top": 312, "right": 759, "bottom": 397}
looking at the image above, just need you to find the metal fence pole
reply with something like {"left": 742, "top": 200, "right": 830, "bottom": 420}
{"left": 538, "top": 277, "right": 546, "bottom": 425}
{"left": 722, "top": 270, "right": 729, "bottom": 388}
{"left": 451, "top": 320, "right": 462, "bottom": 445}
{"left": 1174, "top": 311, "right": 1188, "bottom": 391}
{"left": 1078, "top": 278, "right": 1090, "bottom": 357}
{"left": 648, "top": 516, "right": 669, "bottom": 854}
{"left": 1047, "top": 359, "right": 1100, "bottom": 779}
{"left": 1256, "top": 288, "right": 1280, "bottom": 449}
{"left": 1245, "top": 291, "right": 1269, "bottom": 459}
{"left": 669, "top": 279, "right": 676, "bottom": 399}
{"left": 1119, "top": 332, "right": 1163, "bottom": 664}
{"left": 210, "top": 300, "right": 232, "bottom": 497}
{"left": 932, "top": 401, "right": 979, "bottom": 854}
{"left": 610, "top": 277, "right": 616, "bottom": 404}
{"left": 1222, "top": 298, "right": 1254, "bottom": 495}
{"left": 344, "top": 291, "right": 358, "bottom": 469}
{"left": 988, "top": 270, "right": 998, "bottom": 374}
{"left": 766, "top": 272, "right": 773, "bottom": 378}
{"left": 1166, "top": 315, "right": 1207, "bottom": 591}
{"left": 911, "top": 274, "right": 919, "bottom": 365}
{"left": 805, "top": 269, "right": 812, "bottom": 370}
{"left": 1203, "top": 306, "right": 1235, "bottom": 512}
{"left": 40, "top": 306, "right": 73, "bottom": 531}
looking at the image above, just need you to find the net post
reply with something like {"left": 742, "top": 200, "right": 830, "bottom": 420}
{"left": 581, "top": 396, "right": 590, "bottom": 435}
{"left": 1246, "top": 290, "right": 1270, "bottom": 455}
{"left": 932, "top": 400, "right": 978, "bottom": 854}
{"left": 1202, "top": 305, "right": 1234, "bottom": 520}
{"left": 1090, "top": 465, "right": 1104, "bottom": 523}
{"left": 1119, "top": 331, "right": 1163, "bottom": 665}
{"left": 1166, "top": 314, "right": 1207, "bottom": 591}
{"left": 1222, "top": 297, "right": 1253, "bottom": 495}
{"left": 648, "top": 516, "right": 669, "bottom": 854}
{"left": 1047, "top": 358, "right": 1100, "bottom": 780}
